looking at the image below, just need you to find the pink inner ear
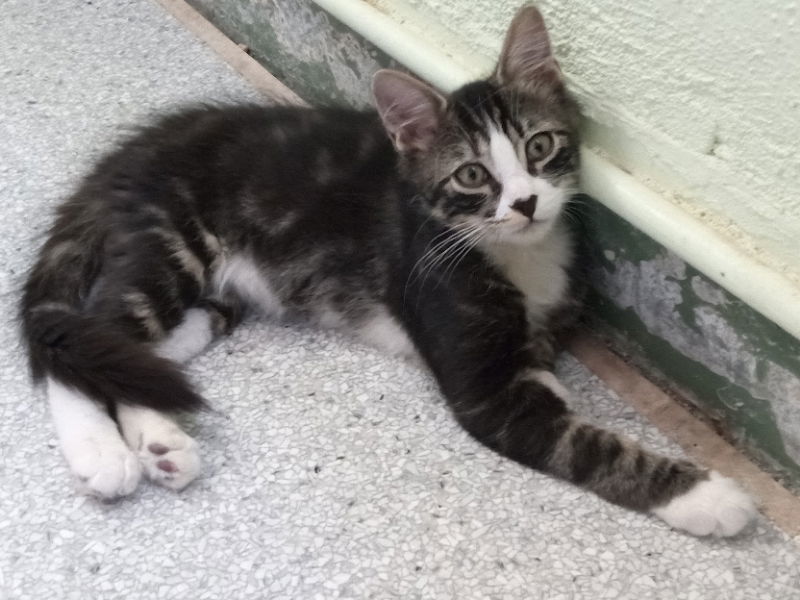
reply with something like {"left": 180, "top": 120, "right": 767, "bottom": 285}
{"left": 395, "top": 118, "right": 437, "bottom": 152}
{"left": 373, "top": 71, "right": 444, "bottom": 152}
{"left": 498, "top": 6, "right": 560, "bottom": 85}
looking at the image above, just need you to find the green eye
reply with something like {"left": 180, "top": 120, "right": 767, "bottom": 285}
{"left": 454, "top": 163, "right": 490, "bottom": 188}
{"left": 526, "top": 131, "right": 555, "bottom": 162}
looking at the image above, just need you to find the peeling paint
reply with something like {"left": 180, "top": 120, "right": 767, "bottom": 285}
{"left": 690, "top": 276, "right": 727, "bottom": 306}
{"left": 190, "top": 0, "right": 399, "bottom": 108}
{"left": 761, "top": 364, "right": 800, "bottom": 464}
{"left": 590, "top": 201, "right": 800, "bottom": 479}
{"left": 267, "top": 2, "right": 380, "bottom": 107}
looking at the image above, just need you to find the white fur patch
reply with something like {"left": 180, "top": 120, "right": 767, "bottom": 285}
{"left": 156, "top": 307, "right": 215, "bottom": 363}
{"left": 487, "top": 125, "right": 564, "bottom": 226}
{"left": 488, "top": 125, "right": 539, "bottom": 221}
{"left": 316, "top": 305, "right": 347, "bottom": 330}
{"left": 213, "top": 253, "right": 285, "bottom": 317}
{"left": 651, "top": 471, "right": 757, "bottom": 537}
{"left": 116, "top": 404, "right": 201, "bottom": 491}
{"left": 523, "top": 369, "right": 571, "bottom": 400}
{"left": 483, "top": 219, "right": 572, "bottom": 317}
{"left": 357, "top": 310, "right": 416, "bottom": 357}
{"left": 47, "top": 378, "right": 141, "bottom": 498}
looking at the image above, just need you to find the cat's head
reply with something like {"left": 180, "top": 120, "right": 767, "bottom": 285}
{"left": 373, "top": 4, "right": 579, "bottom": 245}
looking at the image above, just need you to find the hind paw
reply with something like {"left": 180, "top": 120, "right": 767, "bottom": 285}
{"left": 69, "top": 438, "right": 142, "bottom": 499}
{"left": 652, "top": 471, "right": 757, "bottom": 537}
{"left": 138, "top": 428, "right": 201, "bottom": 490}
{"left": 117, "top": 405, "right": 201, "bottom": 491}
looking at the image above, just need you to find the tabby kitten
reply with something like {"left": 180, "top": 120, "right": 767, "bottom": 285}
{"left": 21, "top": 5, "right": 754, "bottom": 536}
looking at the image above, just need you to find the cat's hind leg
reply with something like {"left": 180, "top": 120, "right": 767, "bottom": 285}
{"left": 115, "top": 301, "right": 239, "bottom": 490}
{"left": 47, "top": 378, "right": 142, "bottom": 498}
{"left": 153, "top": 303, "right": 236, "bottom": 362}
{"left": 116, "top": 403, "right": 200, "bottom": 491}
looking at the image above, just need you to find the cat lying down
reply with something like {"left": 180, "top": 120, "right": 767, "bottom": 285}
{"left": 21, "top": 4, "right": 755, "bottom": 537}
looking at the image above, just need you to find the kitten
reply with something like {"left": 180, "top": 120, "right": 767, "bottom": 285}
{"left": 20, "top": 5, "right": 755, "bottom": 536}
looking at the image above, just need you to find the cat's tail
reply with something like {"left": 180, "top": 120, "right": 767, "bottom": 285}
{"left": 21, "top": 302, "right": 204, "bottom": 412}
{"left": 20, "top": 226, "right": 204, "bottom": 412}
{"left": 451, "top": 372, "right": 757, "bottom": 537}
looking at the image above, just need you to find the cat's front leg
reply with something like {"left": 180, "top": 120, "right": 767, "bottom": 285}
{"left": 452, "top": 366, "right": 756, "bottom": 537}
{"left": 400, "top": 251, "right": 756, "bottom": 536}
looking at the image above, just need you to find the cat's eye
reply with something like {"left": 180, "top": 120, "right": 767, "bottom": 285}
{"left": 526, "top": 132, "right": 555, "bottom": 162}
{"left": 453, "top": 163, "right": 490, "bottom": 188}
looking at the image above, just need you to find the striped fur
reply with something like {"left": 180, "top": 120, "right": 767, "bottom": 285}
{"left": 19, "top": 5, "right": 754, "bottom": 535}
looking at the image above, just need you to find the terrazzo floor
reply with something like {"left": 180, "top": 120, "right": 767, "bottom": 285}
{"left": 1, "top": 1, "right": 798, "bottom": 598}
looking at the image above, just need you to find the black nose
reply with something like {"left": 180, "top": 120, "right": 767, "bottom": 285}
{"left": 511, "top": 195, "right": 537, "bottom": 220}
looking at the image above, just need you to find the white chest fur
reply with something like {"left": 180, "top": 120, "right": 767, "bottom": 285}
{"left": 482, "top": 222, "right": 572, "bottom": 320}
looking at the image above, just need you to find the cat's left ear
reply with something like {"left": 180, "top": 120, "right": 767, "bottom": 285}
{"left": 495, "top": 4, "right": 562, "bottom": 88}
{"left": 372, "top": 70, "right": 446, "bottom": 153}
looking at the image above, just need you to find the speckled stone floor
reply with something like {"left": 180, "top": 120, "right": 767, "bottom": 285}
{"left": 1, "top": 1, "right": 798, "bottom": 599}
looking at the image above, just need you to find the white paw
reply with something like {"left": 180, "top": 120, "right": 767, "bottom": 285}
{"left": 651, "top": 471, "right": 757, "bottom": 537}
{"left": 68, "top": 438, "right": 142, "bottom": 499}
{"left": 117, "top": 405, "right": 202, "bottom": 491}
{"left": 137, "top": 427, "right": 201, "bottom": 491}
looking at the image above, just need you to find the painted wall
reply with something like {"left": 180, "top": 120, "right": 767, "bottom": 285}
{"left": 376, "top": 0, "right": 800, "bottom": 284}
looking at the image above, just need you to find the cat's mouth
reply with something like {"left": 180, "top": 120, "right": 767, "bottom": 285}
{"left": 488, "top": 217, "right": 545, "bottom": 232}
{"left": 480, "top": 216, "right": 552, "bottom": 245}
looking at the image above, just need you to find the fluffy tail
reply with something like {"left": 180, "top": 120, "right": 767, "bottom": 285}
{"left": 22, "top": 304, "right": 204, "bottom": 411}
{"left": 21, "top": 214, "right": 204, "bottom": 412}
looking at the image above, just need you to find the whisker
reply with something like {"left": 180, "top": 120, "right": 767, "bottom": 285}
{"left": 440, "top": 227, "right": 487, "bottom": 284}
{"left": 403, "top": 222, "right": 481, "bottom": 299}
{"left": 416, "top": 225, "right": 481, "bottom": 280}
{"left": 410, "top": 224, "right": 483, "bottom": 294}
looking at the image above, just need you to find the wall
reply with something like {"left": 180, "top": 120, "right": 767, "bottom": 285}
{"left": 382, "top": 0, "right": 800, "bottom": 285}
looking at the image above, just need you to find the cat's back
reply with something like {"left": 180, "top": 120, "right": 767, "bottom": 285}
{"left": 84, "top": 103, "right": 393, "bottom": 190}
{"left": 58, "top": 102, "right": 400, "bottom": 253}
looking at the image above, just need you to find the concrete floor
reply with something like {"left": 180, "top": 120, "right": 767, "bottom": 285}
{"left": 1, "top": 1, "right": 798, "bottom": 599}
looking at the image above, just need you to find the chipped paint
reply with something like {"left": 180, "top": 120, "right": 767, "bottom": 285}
{"left": 190, "top": 0, "right": 400, "bottom": 107}
{"left": 690, "top": 276, "right": 727, "bottom": 307}
{"left": 590, "top": 201, "right": 800, "bottom": 481}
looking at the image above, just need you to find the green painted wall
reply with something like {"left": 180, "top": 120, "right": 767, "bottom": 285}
{"left": 187, "top": 0, "right": 800, "bottom": 486}
{"left": 189, "top": 0, "right": 399, "bottom": 108}
{"left": 587, "top": 201, "right": 800, "bottom": 485}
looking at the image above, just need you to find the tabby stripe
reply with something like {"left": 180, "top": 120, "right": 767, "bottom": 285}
{"left": 569, "top": 424, "right": 605, "bottom": 484}
{"left": 122, "top": 291, "right": 165, "bottom": 339}
{"left": 151, "top": 228, "right": 206, "bottom": 288}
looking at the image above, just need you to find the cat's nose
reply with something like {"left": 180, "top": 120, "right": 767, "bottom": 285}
{"left": 511, "top": 195, "right": 537, "bottom": 220}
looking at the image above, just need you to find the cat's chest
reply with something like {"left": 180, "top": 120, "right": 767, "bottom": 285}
{"left": 483, "top": 228, "right": 572, "bottom": 321}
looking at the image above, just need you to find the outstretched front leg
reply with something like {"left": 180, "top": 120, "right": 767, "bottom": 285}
{"left": 398, "top": 258, "right": 756, "bottom": 537}
{"left": 116, "top": 300, "right": 241, "bottom": 490}
{"left": 453, "top": 364, "right": 755, "bottom": 536}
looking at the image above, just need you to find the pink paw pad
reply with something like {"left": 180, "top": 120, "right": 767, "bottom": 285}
{"left": 148, "top": 443, "right": 170, "bottom": 455}
{"left": 156, "top": 459, "right": 178, "bottom": 473}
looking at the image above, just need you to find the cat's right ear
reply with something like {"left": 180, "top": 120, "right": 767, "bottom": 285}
{"left": 495, "top": 4, "right": 562, "bottom": 89}
{"left": 372, "top": 70, "right": 446, "bottom": 153}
